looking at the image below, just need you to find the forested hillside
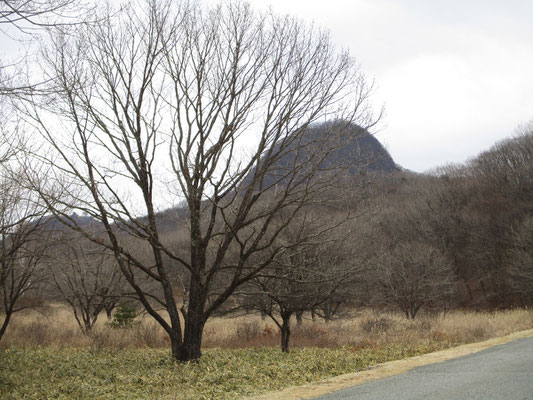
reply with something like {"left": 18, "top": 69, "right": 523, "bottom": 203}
{"left": 363, "top": 127, "right": 533, "bottom": 312}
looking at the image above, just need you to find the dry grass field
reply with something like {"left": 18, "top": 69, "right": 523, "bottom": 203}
{"left": 2, "top": 305, "right": 533, "bottom": 350}
{"left": 1, "top": 306, "right": 533, "bottom": 399}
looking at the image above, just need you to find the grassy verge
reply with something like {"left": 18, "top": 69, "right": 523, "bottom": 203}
{"left": 1, "top": 343, "right": 449, "bottom": 400}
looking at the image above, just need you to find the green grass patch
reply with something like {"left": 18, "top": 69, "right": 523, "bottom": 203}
{"left": 0, "top": 343, "right": 450, "bottom": 400}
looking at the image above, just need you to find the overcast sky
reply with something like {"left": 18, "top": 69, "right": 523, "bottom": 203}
{"left": 233, "top": 0, "right": 533, "bottom": 172}
{"left": 3, "top": 1, "right": 532, "bottom": 172}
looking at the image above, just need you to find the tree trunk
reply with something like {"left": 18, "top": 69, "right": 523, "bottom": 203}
{"left": 165, "top": 312, "right": 203, "bottom": 362}
{"left": 0, "top": 311, "right": 12, "bottom": 342}
{"left": 178, "top": 274, "right": 206, "bottom": 362}
{"left": 280, "top": 313, "right": 292, "bottom": 353}
{"left": 408, "top": 301, "right": 421, "bottom": 319}
{"left": 465, "top": 280, "right": 474, "bottom": 303}
{"left": 480, "top": 279, "right": 488, "bottom": 302}
{"left": 180, "top": 313, "right": 205, "bottom": 361}
{"left": 82, "top": 309, "right": 94, "bottom": 333}
{"left": 105, "top": 303, "right": 115, "bottom": 319}
{"left": 295, "top": 310, "right": 303, "bottom": 326}
{"left": 176, "top": 196, "right": 210, "bottom": 362}
{"left": 322, "top": 303, "right": 331, "bottom": 322}
{"left": 168, "top": 331, "right": 182, "bottom": 360}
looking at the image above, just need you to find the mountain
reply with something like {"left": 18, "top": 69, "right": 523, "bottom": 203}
{"left": 242, "top": 121, "right": 400, "bottom": 189}
{"left": 296, "top": 121, "right": 399, "bottom": 173}
{"left": 39, "top": 212, "right": 101, "bottom": 232}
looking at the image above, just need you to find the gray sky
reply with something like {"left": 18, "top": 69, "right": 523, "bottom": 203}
{"left": 3, "top": 0, "right": 532, "bottom": 172}
{"left": 240, "top": 0, "right": 533, "bottom": 172}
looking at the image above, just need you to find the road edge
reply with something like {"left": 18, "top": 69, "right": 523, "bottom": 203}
{"left": 245, "top": 328, "right": 533, "bottom": 400}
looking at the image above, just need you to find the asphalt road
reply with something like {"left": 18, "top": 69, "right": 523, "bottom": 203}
{"left": 313, "top": 336, "right": 533, "bottom": 400}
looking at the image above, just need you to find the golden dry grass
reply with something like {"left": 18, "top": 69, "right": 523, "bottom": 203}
{"left": 204, "top": 308, "right": 533, "bottom": 350}
{"left": 2, "top": 305, "right": 533, "bottom": 351}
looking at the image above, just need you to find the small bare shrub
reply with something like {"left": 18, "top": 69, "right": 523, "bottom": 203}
{"left": 429, "top": 329, "right": 451, "bottom": 342}
{"left": 16, "top": 319, "right": 51, "bottom": 346}
{"left": 405, "top": 317, "right": 433, "bottom": 332}
{"left": 465, "top": 325, "right": 488, "bottom": 341}
{"left": 350, "top": 338, "right": 379, "bottom": 350}
{"left": 361, "top": 315, "right": 393, "bottom": 334}
{"left": 236, "top": 320, "right": 261, "bottom": 341}
{"left": 134, "top": 322, "right": 166, "bottom": 348}
{"left": 293, "top": 322, "right": 323, "bottom": 338}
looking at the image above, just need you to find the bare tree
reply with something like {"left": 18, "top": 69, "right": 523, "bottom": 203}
{"left": 0, "top": 170, "right": 49, "bottom": 342}
{"left": 46, "top": 232, "right": 127, "bottom": 333}
{"left": 371, "top": 241, "right": 457, "bottom": 319}
{"left": 0, "top": 0, "right": 94, "bottom": 342}
{"left": 23, "top": 0, "right": 379, "bottom": 361}
{"left": 237, "top": 212, "right": 359, "bottom": 352}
